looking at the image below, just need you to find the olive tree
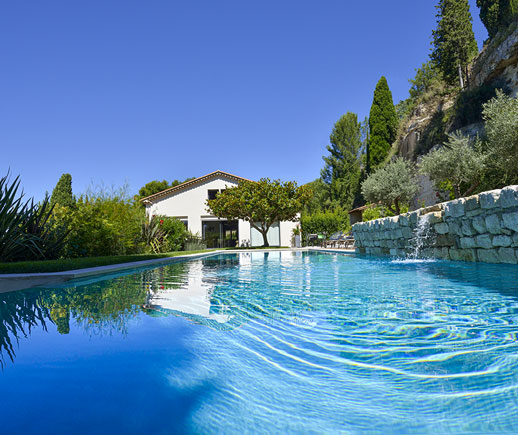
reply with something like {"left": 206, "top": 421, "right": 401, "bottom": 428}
{"left": 419, "top": 133, "right": 487, "bottom": 199}
{"left": 361, "top": 158, "right": 419, "bottom": 215}
{"left": 207, "top": 178, "right": 311, "bottom": 247}
{"left": 482, "top": 90, "right": 518, "bottom": 186}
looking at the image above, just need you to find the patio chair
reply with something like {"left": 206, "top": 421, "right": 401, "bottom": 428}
{"left": 343, "top": 235, "right": 355, "bottom": 249}
{"left": 325, "top": 232, "right": 342, "bottom": 248}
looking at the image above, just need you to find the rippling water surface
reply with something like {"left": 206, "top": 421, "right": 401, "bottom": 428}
{"left": 2, "top": 252, "right": 518, "bottom": 434}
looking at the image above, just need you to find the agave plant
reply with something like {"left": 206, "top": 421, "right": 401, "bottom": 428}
{"left": 0, "top": 173, "right": 69, "bottom": 262}
{"left": 22, "top": 195, "right": 70, "bottom": 260}
{"left": 141, "top": 215, "right": 167, "bottom": 253}
{"left": 0, "top": 173, "right": 41, "bottom": 262}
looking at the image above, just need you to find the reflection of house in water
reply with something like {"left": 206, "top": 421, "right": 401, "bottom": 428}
{"left": 143, "top": 251, "right": 311, "bottom": 330}
{"left": 145, "top": 259, "right": 232, "bottom": 324}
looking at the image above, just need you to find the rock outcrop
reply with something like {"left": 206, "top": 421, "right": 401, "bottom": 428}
{"left": 471, "top": 23, "right": 518, "bottom": 96}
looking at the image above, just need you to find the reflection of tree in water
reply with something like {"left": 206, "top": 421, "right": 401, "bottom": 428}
{"left": 0, "top": 261, "right": 194, "bottom": 366}
{"left": 0, "top": 271, "right": 164, "bottom": 367}
{"left": 0, "top": 291, "right": 51, "bottom": 368}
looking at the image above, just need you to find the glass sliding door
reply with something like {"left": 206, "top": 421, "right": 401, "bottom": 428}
{"left": 202, "top": 220, "right": 239, "bottom": 248}
{"left": 222, "top": 221, "right": 238, "bottom": 248}
{"left": 202, "top": 221, "right": 221, "bottom": 248}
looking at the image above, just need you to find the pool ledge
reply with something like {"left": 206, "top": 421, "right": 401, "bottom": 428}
{"left": 0, "top": 251, "right": 225, "bottom": 293}
{"left": 0, "top": 248, "right": 356, "bottom": 293}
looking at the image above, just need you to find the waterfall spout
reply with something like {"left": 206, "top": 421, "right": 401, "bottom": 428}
{"left": 407, "top": 213, "right": 435, "bottom": 259}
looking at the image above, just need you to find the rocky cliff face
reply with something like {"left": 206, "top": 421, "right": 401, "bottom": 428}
{"left": 471, "top": 22, "right": 518, "bottom": 96}
{"left": 396, "top": 24, "right": 518, "bottom": 209}
{"left": 398, "top": 23, "right": 518, "bottom": 162}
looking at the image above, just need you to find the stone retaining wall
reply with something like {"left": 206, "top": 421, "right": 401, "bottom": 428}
{"left": 352, "top": 185, "right": 518, "bottom": 264}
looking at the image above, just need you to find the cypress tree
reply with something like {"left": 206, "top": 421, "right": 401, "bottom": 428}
{"left": 321, "top": 112, "right": 362, "bottom": 211}
{"left": 50, "top": 173, "right": 75, "bottom": 208}
{"left": 431, "top": 0, "right": 478, "bottom": 88}
{"left": 367, "top": 77, "right": 398, "bottom": 173}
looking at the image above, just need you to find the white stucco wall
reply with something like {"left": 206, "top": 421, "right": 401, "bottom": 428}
{"left": 280, "top": 220, "right": 298, "bottom": 247}
{"left": 146, "top": 177, "right": 238, "bottom": 238}
{"left": 146, "top": 174, "right": 299, "bottom": 247}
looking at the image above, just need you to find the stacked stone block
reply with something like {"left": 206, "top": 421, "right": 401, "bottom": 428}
{"left": 352, "top": 185, "right": 518, "bottom": 264}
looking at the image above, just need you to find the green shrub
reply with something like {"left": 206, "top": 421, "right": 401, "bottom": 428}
{"left": 60, "top": 191, "right": 145, "bottom": 258}
{"left": 454, "top": 82, "right": 506, "bottom": 127}
{"left": 300, "top": 208, "right": 350, "bottom": 245}
{"left": 157, "top": 216, "right": 189, "bottom": 252}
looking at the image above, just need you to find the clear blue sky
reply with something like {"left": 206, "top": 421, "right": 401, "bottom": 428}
{"left": 1, "top": 0, "right": 487, "bottom": 201}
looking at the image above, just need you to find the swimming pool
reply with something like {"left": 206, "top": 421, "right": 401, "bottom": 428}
{"left": 1, "top": 251, "right": 518, "bottom": 433}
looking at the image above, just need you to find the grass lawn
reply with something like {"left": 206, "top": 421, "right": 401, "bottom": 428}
{"left": 0, "top": 250, "right": 218, "bottom": 274}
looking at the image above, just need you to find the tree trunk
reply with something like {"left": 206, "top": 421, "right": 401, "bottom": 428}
{"left": 394, "top": 198, "right": 400, "bottom": 215}
{"left": 463, "top": 181, "right": 479, "bottom": 197}
{"left": 454, "top": 184, "right": 461, "bottom": 199}
{"left": 261, "top": 230, "right": 269, "bottom": 247}
{"left": 458, "top": 63, "right": 464, "bottom": 89}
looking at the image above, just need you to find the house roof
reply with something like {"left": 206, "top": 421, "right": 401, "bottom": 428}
{"left": 348, "top": 203, "right": 380, "bottom": 214}
{"left": 140, "top": 170, "right": 252, "bottom": 203}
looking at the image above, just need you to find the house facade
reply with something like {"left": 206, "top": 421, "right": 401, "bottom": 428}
{"left": 141, "top": 171, "right": 298, "bottom": 248}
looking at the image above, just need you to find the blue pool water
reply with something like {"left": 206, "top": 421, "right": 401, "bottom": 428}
{"left": 1, "top": 251, "right": 518, "bottom": 433}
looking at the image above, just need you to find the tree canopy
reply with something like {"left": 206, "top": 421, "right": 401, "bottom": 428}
{"left": 137, "top": 177, "right": 195, "bottom": 201}
{"left": 477, "top": 0, "right": 517, "bottom": 38}
{"left": 50, "top": 173, "right": 75, "bottom": 208}
{"left": 418, "top": 133, "right": 487, "bottom": 199}
{"left": 431, "top": 0, "right": 478, "bottom": 88}
{"left": 482, "top": 90, "right": 518, "bottom": 186}
{"left": 207, "top": 178, "right": 311, "bottom": 247}
{"left": 321, "top": 112, "right": 362, "bottom": 211}
{"left": 361, "top": 158, "right": 419, "bottom": 215}
{"left": 367, "top": 77, "right": 398, "bottom": 173}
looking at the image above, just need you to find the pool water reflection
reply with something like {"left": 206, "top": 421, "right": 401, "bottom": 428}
{"left": 1, "top": 252, "right": 518, "bottom": 433}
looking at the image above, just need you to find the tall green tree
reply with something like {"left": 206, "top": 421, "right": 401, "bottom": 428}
{"left": 431, "top": 0, "right": 478, "bottom": 89}
{"left": 321, "top": 112, "right": 362, "bottom": 211}
{"left": 477, "top": 0, "right": 517, "bottom": 38}
{"left": 367, "top": 77, "right": 398, "bottom": 173}
{"left": 50, "top": 173, "right": 75, "bottom": 208}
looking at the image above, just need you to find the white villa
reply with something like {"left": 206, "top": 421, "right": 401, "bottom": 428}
{"left": 141, "top": 170, "right": 299, "bottom": 248}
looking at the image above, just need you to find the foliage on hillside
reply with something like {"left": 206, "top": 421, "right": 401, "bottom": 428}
{"left": 431, "top": 0, "right": 478, "bottom": 88}
{"left": 419, "top": 133, "right": 487, "bottom": 198}
{"left": 477, "top": 0, "right": 518, "bottom": 38}
{"left": 482, "top": 91, "right": 518, "bottom": 187}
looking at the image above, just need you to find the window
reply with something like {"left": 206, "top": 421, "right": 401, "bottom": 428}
{"left": 208, "top": 189, "right": 219, "bottom": 200}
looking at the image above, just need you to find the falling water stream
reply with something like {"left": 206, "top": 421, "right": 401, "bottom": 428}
{"left": 407, "top": 213, "right": 435, "bottom": 260}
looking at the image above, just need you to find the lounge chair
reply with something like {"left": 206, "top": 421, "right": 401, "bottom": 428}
{"left": 325, "top": 232, "right": 342, "bottom": 248}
